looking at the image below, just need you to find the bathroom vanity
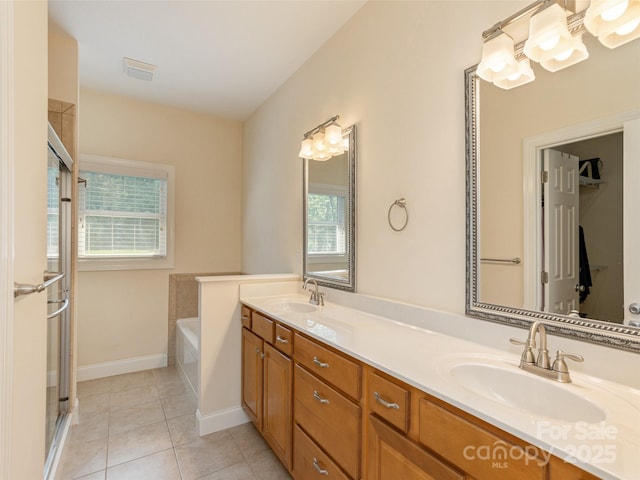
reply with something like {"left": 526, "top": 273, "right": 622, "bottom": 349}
{"left": 239, "top": 294, "right": 634, "bottom": 480}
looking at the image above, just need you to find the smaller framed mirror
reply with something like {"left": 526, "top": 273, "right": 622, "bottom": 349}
{"left": 304, "top": 125, "right": 356, "bottom": 291}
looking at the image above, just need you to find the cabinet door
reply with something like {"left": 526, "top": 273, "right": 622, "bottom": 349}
{"left": 263, "top": 343, "right": 292, "bottom": 470}
{"left": 242, "top": 327, "right": 263, "bottom": 429}
{"left": 368, "top": 415, "right": 464, "bottom": 480}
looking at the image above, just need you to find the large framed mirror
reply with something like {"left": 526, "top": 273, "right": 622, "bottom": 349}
{"left": 466, "top": 30, "right": 640, "bottom": 352}
{"left": 304, "top": 125, "right": 356, "bottom": 292}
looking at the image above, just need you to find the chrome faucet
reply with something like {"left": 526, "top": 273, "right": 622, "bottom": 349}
{"left": 510, "top": 321, "right": 583, "bottom": 383}
{"left": 302, "top": 278, "right": 324, "bottom": 306}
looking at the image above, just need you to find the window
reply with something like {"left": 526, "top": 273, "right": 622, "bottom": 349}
{"left": 307, "top": 184, "right": 347, "bottom": 258}
{"left": 78, "top": 155, "right": 174, "bottom": 271}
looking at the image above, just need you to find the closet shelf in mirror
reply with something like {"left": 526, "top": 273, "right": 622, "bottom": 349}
{"left": 579, "top": 177, "right": 606, "bottom": 189}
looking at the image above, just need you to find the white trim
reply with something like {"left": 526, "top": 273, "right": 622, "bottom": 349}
{"left": 523, "top": 109, "right": 640, "bottom": 310}
{"left": 76, "top": 354, "right": 167, "bottom": 382}
{"left": 0, "top": 2, "right": 14, "bottom": 478}
{"left": 196, "top": 407, "right": 249, "bottom": 436}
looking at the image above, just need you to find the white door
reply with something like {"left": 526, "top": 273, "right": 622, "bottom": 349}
{"left": 544, "top": 149, "right": 580, "bottom": 314}
{"left": 623, "top": 118, "right": 640, "bottom": 326}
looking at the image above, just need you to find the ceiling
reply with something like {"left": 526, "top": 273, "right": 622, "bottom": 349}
{"left": 48, "top": 1, "right": 366, "bottom": 121}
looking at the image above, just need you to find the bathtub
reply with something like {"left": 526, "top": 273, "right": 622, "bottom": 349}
{"left": 176, "top": 317, "right": 199, "bottom": 399}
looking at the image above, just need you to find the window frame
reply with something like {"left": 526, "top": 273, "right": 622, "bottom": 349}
{"left": 77, "top": 154, "right": 175, "bottom": 271}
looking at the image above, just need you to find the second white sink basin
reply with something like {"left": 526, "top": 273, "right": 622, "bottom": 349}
{"left": 449, "top": 362, "right": 606, "bottom": 423}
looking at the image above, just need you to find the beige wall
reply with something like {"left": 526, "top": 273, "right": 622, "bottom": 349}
{"left": 242, "top": 1, "right": 525, "bottom": 311}
{"left": 77, "top": 89, "right": 242, "bottom": 367}
{"left": 11, "top": 1, "right": 48, "bottom": 477}
{"left": 479, "top": 34, "right": 640, "bottom": 307}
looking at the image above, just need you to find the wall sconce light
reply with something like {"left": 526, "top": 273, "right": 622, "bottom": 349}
{"left": 477, "top": 0, "right": 640, "bottom": 90}
{"left": 298, "top": 115, "right": 346, "bottom": 161}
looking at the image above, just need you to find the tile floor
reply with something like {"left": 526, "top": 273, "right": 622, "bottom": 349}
{"left": 59, "top": 367, "right": 293, "bottom": 480}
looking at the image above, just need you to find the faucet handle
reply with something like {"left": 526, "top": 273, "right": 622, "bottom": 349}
{"left": 509, "top": 338, "right": 536, "bottom": 365}
{"left": 552, "top": 350, "right": 584, "bottom": 373}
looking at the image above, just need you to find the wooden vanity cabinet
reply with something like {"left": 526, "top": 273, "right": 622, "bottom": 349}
{"left": 240, "top": 303, "right": 606, "bottom": 480}
{"left": 241, "top": 310, "right": 292, "bottom": 470}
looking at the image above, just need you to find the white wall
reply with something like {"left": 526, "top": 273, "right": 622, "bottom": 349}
{"left": 10, "top": 1, "right": 48, "bottom": 477}
{"left": 242, "top": 1, "right": 528, "bottom": 311}
{"left": 77, "top": 89, "right": 242, "bottom": 368}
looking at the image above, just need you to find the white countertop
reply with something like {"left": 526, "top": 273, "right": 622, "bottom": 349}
{"left": 240, "top": 293, "right": 640, "bottom": 480}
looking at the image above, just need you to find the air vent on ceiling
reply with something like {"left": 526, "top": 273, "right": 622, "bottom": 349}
{"left": 123, "top": 57, "right": 157, "bottom": 81}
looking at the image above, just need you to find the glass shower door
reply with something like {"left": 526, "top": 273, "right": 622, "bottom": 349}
{"left": 45, "top": 125, "right": 72, "bottom": 475}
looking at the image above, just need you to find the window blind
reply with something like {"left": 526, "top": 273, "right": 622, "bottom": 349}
{"left": 78, "top": 169, "right": 167, "bottom": 258}
{"left": 307, "top": 193, "right": 346, "bottom": 255}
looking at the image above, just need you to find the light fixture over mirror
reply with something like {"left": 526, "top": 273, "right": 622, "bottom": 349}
{"left": 299, "top": 115, "right": 347, "bottom": 162}
{"left": 303, "top": 124, "right": 356, "bottom": 292}
{"left": 477, "top": 0, "right": 640, "bottom": 90}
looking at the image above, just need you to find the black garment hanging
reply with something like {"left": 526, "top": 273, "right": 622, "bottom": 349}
{"left": 579, "top": 226, "right": 592, "bottom": 303}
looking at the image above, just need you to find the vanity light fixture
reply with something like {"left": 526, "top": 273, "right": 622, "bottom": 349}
{"left": 477, "top": 0, "right": 640, "bottom": 90}
{"left": 584, "top": 0, "right": 640, "bottom": 47}
{"left": 298, "top": 115, "right": 346, "bottom": 161}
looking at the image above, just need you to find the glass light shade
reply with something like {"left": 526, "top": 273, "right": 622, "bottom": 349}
{"left": 327, "top": 143, "right": 345, "bottom": 155}
{"left": 585, "top": 0, "right": 640, "bottom": 48}
{"left": 312, "top": 131, "right": 326, "bottom": 152}
{"left": 523, "top": 3, "right": 573, "bottom": 62}
{"left": 324, "top": 123, "right": 343, "bottom": 146}
{"left": 298, "top": 138, "right": 314, "bottom": 159}
{"left": 476, "top": 32, "right": 519, "bottom": 82}
{"left": 312, "top": 150, "right": 332, "bottom": 161}
{"left": 540, "top": 33, "right": 589, "bottom": 72}
{"left": 494, "top": 58, "right": 536, "bottom": 89}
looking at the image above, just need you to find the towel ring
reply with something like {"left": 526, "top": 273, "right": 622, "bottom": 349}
{"left": 388, "top": 198, "right": 408, "bottom": 232}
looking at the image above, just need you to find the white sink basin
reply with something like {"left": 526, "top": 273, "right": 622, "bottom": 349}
{"left": 263, "top": 298, "right": 318, "bottom": 314}
{"left": 449, "top": 362, "right": 606, "bottom": 423}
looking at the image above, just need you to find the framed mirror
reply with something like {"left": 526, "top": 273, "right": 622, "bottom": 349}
{"left": 304, "top": 125, "right": 356, "bottom": 292}
{"left": 466, "top": 32, "right": 640, "bottom": 352}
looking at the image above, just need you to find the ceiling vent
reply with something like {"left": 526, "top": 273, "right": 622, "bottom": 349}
{"left": 123, "top": 57, "right": 157, "bottom": 81}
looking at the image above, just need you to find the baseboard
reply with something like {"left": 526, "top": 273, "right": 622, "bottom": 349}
{"left": 77, "top": 354, "right": 167, "bottom": 381}
{"left": 197, "top": 406, "right": 250, "bottom": 436}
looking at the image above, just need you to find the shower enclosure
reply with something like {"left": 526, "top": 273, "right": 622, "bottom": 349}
{"left": 44, "top": 123, "right": 73, "bottom": 477}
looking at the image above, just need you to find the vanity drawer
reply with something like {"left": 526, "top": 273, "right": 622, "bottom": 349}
{"left": 294, "top": 333, "right": 361, "bottom": 400}
{"left": 367, "top": 370, "right": 409, "bottom": 433}
{"left": 293, "top": 424, "right": 352, "bottom": 480}
{"left": 252, "top": 311, "right": 274, "bottom": 343}
{"left": 418, "top": 398, "right": 545, "bottom": 480}
{"left": 274, "top": 323, "right": 293, "bottom": 356}
{"left": 547, "top": 457, "right": 600, "bottom": 480}
{"left": 241, "top": 305, "right": 252, "bottom": 329}
{"left": 294, "top": 365, "right": 360, "bottom": 479}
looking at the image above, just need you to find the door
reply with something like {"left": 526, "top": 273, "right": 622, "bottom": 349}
{"left": 624, "top": 118, "right": 640, "bottom": 326}
{"left": 241, "top": 327, "right": 263, "bottom": 429}
{"left": 262, "top": 343, "right": 292, "bottom": 470}
{"left": 44, "top": 125, "right": 73, "bottom": 475}
{"left": 367, "top": 415, "right": 463, "bottom": 480}
{"left": 543, "top": 149, "right": 580, "bottom": 314}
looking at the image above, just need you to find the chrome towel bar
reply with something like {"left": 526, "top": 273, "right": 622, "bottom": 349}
{"left": 47, "top": 298, "right": 69, "bottom": 320}
{"left": 480, "top": 257, "right": 521, "bottom": 264}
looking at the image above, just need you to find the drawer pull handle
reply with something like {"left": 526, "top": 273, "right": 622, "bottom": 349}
{"left": 313, "top": 356, "right": 330, "bottom": 368}
{"left": 276, "top": 335, "right": 289, "bottom": 344}
{"left": 374, "top": 391, "right": 400, "bottom": 410}
{"left": 255, "top": 348, "right": 260, "bottom": 354}
{"left": 312, "top": 457, "right": 329, "bottom": 475}
{"left": 241, "top": 315, "right": 249, "bottom": 320}
{"left": 313, "top": 391, "right": 330, "bottom": 405}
